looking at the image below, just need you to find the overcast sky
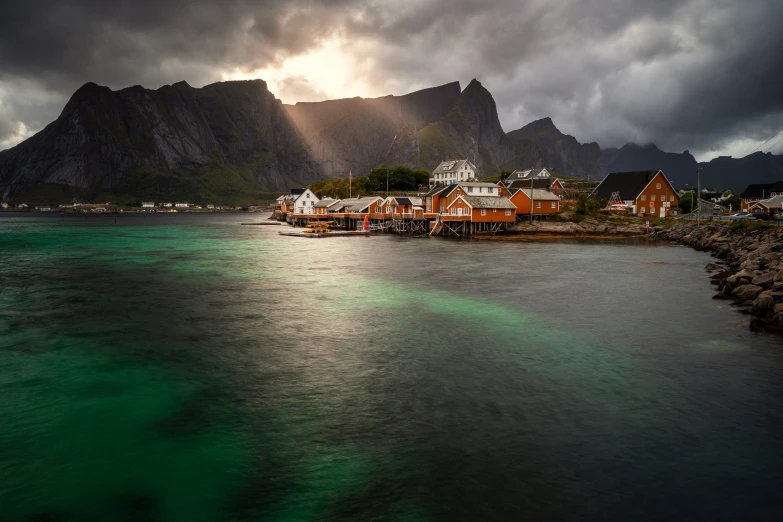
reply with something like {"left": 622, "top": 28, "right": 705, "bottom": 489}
{"left": 1, "top": 0, "right": 782, "bottom": 160}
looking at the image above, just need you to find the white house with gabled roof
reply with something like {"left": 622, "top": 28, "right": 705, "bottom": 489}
{"left": 292, "top": 188, "right": 319, "bottom": 214}
{"left": 430, "top": 159, "right": 478, "bottom": 187}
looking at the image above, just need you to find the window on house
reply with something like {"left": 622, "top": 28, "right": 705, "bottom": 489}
{"left": 306, "top": 193, "right": 310, "bottom": 198}
{"left": 468, "top": 186, "right": 473, "bottom": 192}
{"left": 481, "top": 209, "right": 486, "bottom": 216}
{"left": 656, "top": 183, "right": 661, "bottom": 189}
{"left": 505, "top": 209, "right": 511, "bottom": 216}
{"left": 551, "top": 202, "right": 556, "bottom": 208}
{"left": 386, "top": 206, "right": 390, "bottom": 213}
{"left": 641, "top": 195, "right": 647, "bottom": 201}
{"left": 479, "top": 187, "right": 483, "bottom": 193}
{"left": 488, "top": 188, "right": 494, "bottom": 193}
{"left": 440, "top": 205, "right": 444, "bottom": 211}
{"left": 651, "top": 195, "right": 656, "bottom": 201}
{"left": 536, "top": 201, "right": 541, "bottom": 208}
{"left": 670, "top": 195, "right": 675, "bottom": 201}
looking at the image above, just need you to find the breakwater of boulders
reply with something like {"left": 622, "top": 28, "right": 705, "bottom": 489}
{"left": 651, "top": 221, "right": 783, "bottom": 334}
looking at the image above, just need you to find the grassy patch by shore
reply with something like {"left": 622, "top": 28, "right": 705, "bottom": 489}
{"left": 728, "top": 220, "right": 772, "bottom": 232}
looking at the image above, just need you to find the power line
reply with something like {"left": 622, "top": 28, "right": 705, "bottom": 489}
{"left": 763, "top": 134, "right": 783, "bottom": 154}
{"left": 744, "top": 126, "right": 783, "bottom": 156}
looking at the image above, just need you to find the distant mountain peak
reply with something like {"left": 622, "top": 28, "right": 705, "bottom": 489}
{"left": 464, "top": 78, "right": 482, "bottom": 91}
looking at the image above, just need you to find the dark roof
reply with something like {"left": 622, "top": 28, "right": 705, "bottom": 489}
{"left": 740, "top": 183, "right": 779, "bottom": 198}
{"left": 592, "top": 171, "right": 666, "bottom": 200}
{"left": 425, "top": 184, "right": 450, "bottom": 197}
{"left": 394, "top": 197, "right": 413, "bottom": 205}
{"left": 290, "top": 188, "right": 306, "bottom": 195}
{"left": 505, "top": 178, "right": 552, "bottom": 190}
{"left": 439, "top": 184, "right": 461, "bottom": 198}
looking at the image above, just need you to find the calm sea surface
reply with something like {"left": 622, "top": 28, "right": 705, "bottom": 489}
{"left": 1, "top": 213, "right": 781, "bottom": 522}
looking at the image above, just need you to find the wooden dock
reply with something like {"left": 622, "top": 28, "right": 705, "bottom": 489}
{"left": 278, "top": 230, "right": 371, "bottom": 238}
{"left": 240, "top": 222, "right": 282, "bottom": 226}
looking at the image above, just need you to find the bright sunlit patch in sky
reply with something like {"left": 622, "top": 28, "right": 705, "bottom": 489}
{"left": 221, "top": 37, "right": 380, "bottom": 104}
{"left": 694, "top": 136, "right": 782, "bottom": 163}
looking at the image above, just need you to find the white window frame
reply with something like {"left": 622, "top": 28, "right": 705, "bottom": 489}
{"left": 481, "top": 208, "right": 486, "bottom": 216}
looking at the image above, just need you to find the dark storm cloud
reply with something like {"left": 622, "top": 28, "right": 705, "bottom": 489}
{"left": 1, "top": 0, "right": 782, "bottom": 158}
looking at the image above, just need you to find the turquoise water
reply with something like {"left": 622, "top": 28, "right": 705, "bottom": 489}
{"left": 1, "top": 213, "right": 781, "bottom": 521}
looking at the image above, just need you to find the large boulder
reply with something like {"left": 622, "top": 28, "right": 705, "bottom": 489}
{"left": 774, "top": 269, "right": 783, "bottom": 282}
{"left": 773, "top": 303, "right": 783, "bottom": 315}
{"left": 751, "top": 272, "right": 776, "bottom": 288}
{"left": 733, "top": 269, "right": 755, "bottom": 280}
{"left": 752, "top": 291, "right": 776, "bottom": 316}
{"left": 732, "top": 284, "right": 764, "bottom": 302}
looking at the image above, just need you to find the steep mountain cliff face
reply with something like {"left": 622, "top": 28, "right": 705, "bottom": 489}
{"left": 285, "top": 82, "right": 460, "bottom": 178}
{"left": 505, "top": 118, "right": 605, "bottom": 179}
{"left": 606, "top": 143, "right": 698, "bottom": 187}
{"left": 382, "top": 123, "right": 421, "bottom": 168}
{"left": 0, "top": 80, "right": 322, "bottom": 201}
{"left": 3, "top": 76, "right": 779, "bottom": 202}
{"left": 416, "top": 79, "right": 516, "bottom": 174}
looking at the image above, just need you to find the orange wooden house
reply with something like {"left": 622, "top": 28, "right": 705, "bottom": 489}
{"left": 445, "top": 195, "right": 516, "bottom": 222}
{"left": 312, "top": 198, "right": 343, "bottom": 215}
{"left": 424, "top": 183, "right": 501, "bottom": 217}
{"left": 508, "top": 188, "right": 560, "bottom": 219}
{"left": 384, "top": 197, "right": 424, "bottom": 219}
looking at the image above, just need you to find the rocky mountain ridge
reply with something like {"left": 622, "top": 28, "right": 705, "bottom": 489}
{"left": 1, "top": 77, "right": 780, "bottom": 202}
{"left": 0, "top": 79, "right": 322, "bottom": 201}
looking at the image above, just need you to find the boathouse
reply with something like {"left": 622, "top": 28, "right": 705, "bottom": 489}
{"left": 509, "top": 188, "right": 560, "bottom": 219}
{"left": 502, "top": 176, "right": 566, "bottom": 197}
{"left": 386, "top": 197, "right": 423, "bottom": 218}
{"left": 312, "top": 198, "right": 342, "bottom": 215}
{"left": 591, "top": 170, "right": 679, "bottom": 217}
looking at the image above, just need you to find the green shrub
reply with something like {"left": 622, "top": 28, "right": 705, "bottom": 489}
{"left": 729, "top": 220, "right": 770, "bottom": 232}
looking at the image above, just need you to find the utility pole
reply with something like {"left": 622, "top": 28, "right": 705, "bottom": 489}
{"left": 529, "top": 178, "right": 534, "bottom": 221}
{"left": 696, "top": 165, "right": 701, "bottom": 225}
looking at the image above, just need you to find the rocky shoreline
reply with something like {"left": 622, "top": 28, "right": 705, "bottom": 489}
{"left": 651, "top": 221, "right": 783, "bottom": 334}
{"left": 507, "top": 218, "right": 647, "bottom": 236}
